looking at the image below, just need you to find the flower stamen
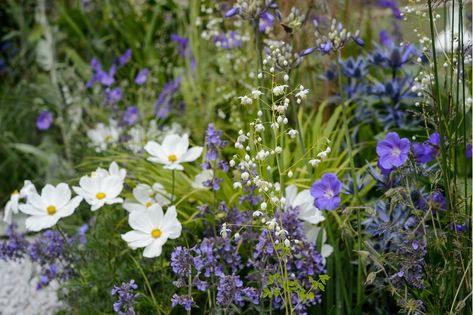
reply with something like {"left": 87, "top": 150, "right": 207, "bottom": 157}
{"left": 151, "top": 228, "right": 162, "bottom": 238}
{"left": 46, "top": 205, "right": 57, "bottom": 215}
{"left": 96, "top": 192, "right": 106, "bottom": 200}
{"left": 168, "top": 154, "right": 177, "bottom": 163}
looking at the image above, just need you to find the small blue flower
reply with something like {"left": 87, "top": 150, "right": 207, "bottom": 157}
{"left": 310, "top": 173, "right": 342, "bottom": 211}
{"left": 36, "top": 110, "right": 53, "bottom": 130}
{"left": 376, "top": 132, "right": 410, "bottom": 170}
{"left": 134, "top": 68, "right": 148, "bottom": 85}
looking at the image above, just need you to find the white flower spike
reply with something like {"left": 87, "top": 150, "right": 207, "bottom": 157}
{"left": 144, "top": 134, "right": 203, "bottom": 171}
{"left": 121, "top": 205, "right": 182, "bottom": 258}
{"left": 19, "top": 183, "right": 82, "bottom": 232}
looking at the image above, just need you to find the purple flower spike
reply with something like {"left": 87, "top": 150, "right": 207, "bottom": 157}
{"left": 310, "top": 172, "right": 342, "bottom": 211}
{"left": 134, "top": 68, "right": 148, "bottom": 85}
{"left": 36, "top": 110, "right": 53, "bottom": 130}
{"left": 123, "top": 106, "right": 139, "bottom": 125}
{"left": 376, "top": 132, "right": 410, "bottom": 170}
{"left": 224, "top": 7, "right": 239, "bottom": 18}
{"left": 119, "top": 48, "right": 132, "bottom": 66}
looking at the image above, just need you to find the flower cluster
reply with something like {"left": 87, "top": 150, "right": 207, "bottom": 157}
{"left": 111, "top": 280, "right": 139, "bottom": 315}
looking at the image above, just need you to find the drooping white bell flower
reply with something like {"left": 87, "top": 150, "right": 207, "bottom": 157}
{"left": 144, "top": 134, "right": 203, "bottom": 171}
{"left": 3, "top": 180, "right": 37, "bottom": 223}
{"left": 123, "top": 183, "right": 171, "bottom": 212}
{"left": 285, "top": 185, "right": 325, "bottom": 225}
{"left": 73, "top": 166, "right": 124, "bottom": 211}
{"left": 18, "top": 183, "right": 82, "bottom": 232}
{"left": 121, "top": 205, "right": 182, "bottom": 258}
{"left": 303, "top": 224, "right": 333, "bottom": 264}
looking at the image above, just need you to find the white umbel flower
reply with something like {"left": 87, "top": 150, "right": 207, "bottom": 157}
{"left": 285, "top": 185, "right": 325, "bottom": 225}
{"left": 3, "top": 180, "right": 37, "bottom": 223}
{"left": 73, "top": 164, "right": 124, "bottom": 211}
{"left": 144, "top": 134, "right": 203, "bottom": 171}
{"left": 123, "top": 183, "right": 171, "bottom": 212}
{"left": 19, "top": 183, "right": 82, "bottom": 232}
{"left": 121, "top": 205, "right": 182, "bottom": 258}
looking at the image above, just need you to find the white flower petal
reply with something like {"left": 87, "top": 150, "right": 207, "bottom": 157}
{"left": 121, "top": 231, "right": 153, "bottom": 249}
{"left": 143, "top": 239, "right": 165, "bottom": 258}
{"left": 180, "top": 146, "right": 203, "bottom": 163}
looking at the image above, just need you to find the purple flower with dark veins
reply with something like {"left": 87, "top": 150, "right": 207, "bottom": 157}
{"left": 376, "top": 132, "right": 410, "bottom": 170}
{"left": 134, "top": 68, "right": 148, "bottom": 85}
{"left": 123, "top": 106, "right": 139, "bottom": 125}
{"left": 310, "top": 172, "right": 342, "bottom": 211}
{"left": 36, "top": 110, "right": 53, "bottom": 130}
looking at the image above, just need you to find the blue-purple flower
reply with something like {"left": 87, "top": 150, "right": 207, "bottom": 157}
{"left": 36, "top": 110, "right": 53, "bottom": 130}
{"left": 310, "top": 173, "right": 342, "bottom": 211}
{"left": 111, "top": 280, "right": 138, "bottom": 315}
{"left": 412, "top": 132, "right": 440, "bottom": 164}
{"left": 123, "top": 106, "right": 139, "bottom": 126}
{"left": 376, "top": 132, "right": 410, "bottom": 170}
{"left": 119, "top": 49, "right": 132, "bottom": 66}
{"left": 134, "top": 68, "right": 148, "bottom": 85}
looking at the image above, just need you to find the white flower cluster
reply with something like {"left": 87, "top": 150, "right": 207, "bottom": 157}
{"left": 309, "top": 145, "right": 331, "bottom": 167}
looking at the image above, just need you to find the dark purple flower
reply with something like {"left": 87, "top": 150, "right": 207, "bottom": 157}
{"left": 119, "top": 49, "right": 132, "bottom": 66}
{"left": 451, "top": 222, "right": 468, "bottom": 232}
{"left": 98, "top": 65, "right": 116, "bottom": 86}
{"left": 154, "top": 77, "right": 182, "bottom": 118}
{"left": 134, "top": 68, "right": 148, "bottom": 85}
{"left": 171, "top": 34, "right": 189, "bottom": 57}
{"left": 36, "top": 110, "right": 53, "bottom": 130}
{"left": 376, "top": 132, "right": 410, "bottom": 170}
{"left": 259, "top": 12, "right": 274, "bottom": 32}
{"left": 431, "top": 192, "right": 446, "bottom": 210}
{"left": 351, "top": 36, "right": 365, "bottom": 46}
{"left": 378, "top": 0, "right": 402, "bottom": 19}
{"left": 466, "top": 144, "right": 472, "bottom": 159}
{"left": 123, "top": 106, "right": 139, "bottom": 125}
{"left": 318, "top": 40, "right": 334, "bottom": 55}
{"left": 111, "top": 280, "right": 138, "bottom": 315}
{"left": 412, "top": 132, "right": 440, "bottom": 163}
{"left": 0, "top": 224, "right": 28, "bottom": 261}
{"left": 310, "top": 172, "right": 342, "bottom": 211}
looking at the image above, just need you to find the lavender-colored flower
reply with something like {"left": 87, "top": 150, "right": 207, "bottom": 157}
{"left": 299, "top": 47, "right": 316, "bottom": 57}
{"left": 123, "top": 106, "right": 139, "bottom": 126}
{"left": 106, "top": 87, "right": 123, "bottom": 104}
{"left": 310, "top": 172, "right": 342, "bottom": 211}
{"left": 171, "top": 294, "right": 194, "bottom": 311}
{"left": 119, "top": 49, "right": 132, "bottom": 66}
{"left": 134, "top": 68, "right": 148, "bottom": 85}
{"left": 203, "top": 123, "right": 226, "bottom": 162}
{"left": 171, "top": 246, "right": 193, "bottom": 276}
{"left": 213, "top": 32, "right": 243, "bottom": 49}
{"left": 171, "top": 34, "right": 189, "bottom": 57}
{"left": 379, "top": 30, "right": 393, "bottom": 47}
{"left": 259, "top": 12, "right": 274, "bottom": 32}
{"left": 224, "top": 7, "right": 239, "bottom": 18}
{"left": 430, "top": 192, "right": 446, "bottom": 210}
{"left": 111, "top": 280, "right": 138, "bottom": 315}
{"left": 376, "top": 132, "right": 410, "bottom": 170}
{"left": 0, "top": 224, "right": 28, "bottom": 261}
{"left": 154, "top": 77, "right": 182, "bottom": 118}
{"left": 451, "top": 222, "right": 468, "bottom": 232}
{"left": 378, "top": 0, "right": 402, "bottom": 19}
{"left": 36, "top": 110, "right": 53, "bottom": 130}
{"left": 216, "top": 275, "right": 245, "bottom": 306}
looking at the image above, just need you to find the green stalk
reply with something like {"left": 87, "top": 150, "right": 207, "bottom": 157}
{"left": 428, "top": 0, "right": 452, "bottom": 212}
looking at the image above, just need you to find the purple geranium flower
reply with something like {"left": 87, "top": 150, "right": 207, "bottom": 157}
{"left": 376, "top": 132, "right": 410, "bottom": 170}
{"left": 36, "top": 110, "right": 53, "bottom": 130}
{"left": 310, "top": 172, "right": 342, "bottom": 211}
{"left": 123, "top": 106, "right": 139, "bottom": 125}
{"left": 412, "top": 132, "right": 440, "bottom": 163}
{"left": 134, "top": 68, "right": 148, "bottom": 85}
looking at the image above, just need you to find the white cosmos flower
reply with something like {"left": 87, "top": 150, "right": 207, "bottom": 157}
{"left": 191, "top": 169, "right": 213, "bottom": 189}
{"left": 303, "top": 225, "right": 333, "bottom": 264}
{"left": 73, "top": 167, "right": 124, "bottom": 211}
{"left": 3, "top": 180, "right": 37, "bottom": 223}
{"left": 123, "top": 183, "right": 171, "bottom": 212}
{"left": 144, "top": 134, "right": 203, "bottom": 171}
{"left": 121, "top": 205, "right": 182, "bottom": 258}
{"left": 87, "top": 121, "right": 121, "bottom": 153}
{"left": 285, "top": 185, "right": 325, "bottom": 225}
{"left": 18, "top": 183, "right": 82, "bottom": 232}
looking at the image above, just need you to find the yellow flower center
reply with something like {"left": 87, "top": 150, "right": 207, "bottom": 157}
{"left": 151, "top": 228, "right": 162, "bottom": 238}
{"left": 96, "top": 192, "right": 106, "bottom": 200}
{"left": 46, "top": 205, "right": 57, "bottom": 215}
{"left": 145, "top": 201, "right": 153, "bottom": 208}
{"left": 168, "top": 154, "right": 177, "bottom": 162}
{"left": 11, "top": 190, "right": 19, "bottom": 196}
